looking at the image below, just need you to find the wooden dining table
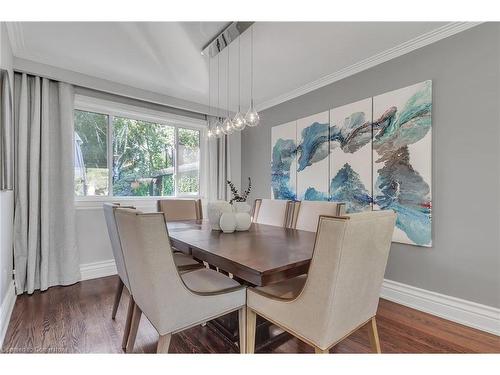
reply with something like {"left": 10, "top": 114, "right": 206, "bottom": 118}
{"left": 167, "top": 219, "right": 317, "bottom": 350}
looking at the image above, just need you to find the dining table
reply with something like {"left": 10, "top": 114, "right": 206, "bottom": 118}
{"left": 167, "top": 219, "right": 317, "bottom": 351}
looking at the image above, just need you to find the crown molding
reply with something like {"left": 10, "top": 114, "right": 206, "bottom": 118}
{"left": 256, "top": 22, "right": 483, "bottom": 112}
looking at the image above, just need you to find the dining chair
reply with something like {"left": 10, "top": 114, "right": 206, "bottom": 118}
{"left": 252, "top": 198, "right": 293, "bottom": 227}
{"left": 103, "top": 203, "right": 202, "bottom": 350}
{"left": 157, "top": 198, "right": 203, "bottom": 221}
{"left": 246, "top": 210, "right": 396, "bottom": 354}
{"left": 114, "top": 208, "right": 247, "bottom": 353}
{"left": 291, "top": 201, "right": 346, "bottom": 232}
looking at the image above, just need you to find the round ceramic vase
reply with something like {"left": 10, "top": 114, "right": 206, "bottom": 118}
{"left": 235, "top": 212, "right": 252, "bottom": 231}
{"left": 219, "top": 213, "right": 237, "bottom": 233}
{"left": 232, "top": 202, "right": 251, "bottom": 214}
{"left": 207, "top": 201, "right": 233, "bottom": 230}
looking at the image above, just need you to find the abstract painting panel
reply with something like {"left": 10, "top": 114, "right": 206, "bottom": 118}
{"left": 271, "top": 121, "right": 297, "bottom": 200}
{"left": 372, "top": 80, "right": 432, "bottom": 246}
{"left": 296, "top": 111, "right": 330, "bottom": 201}
{"left": 329, "top": 98, "right": 373, "bottom": 213}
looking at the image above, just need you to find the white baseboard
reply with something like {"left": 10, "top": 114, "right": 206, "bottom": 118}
{"left": 381, "top": 279, "right": 500, "bottom": 336}
{"left": 80, "top": 259, "right": 117, "bottom": 281}
{"left": 78, "top": 259, "right": 500, "bottom": 336}
{"left": 0, "top": 281, "right": 17, "bottom": 349}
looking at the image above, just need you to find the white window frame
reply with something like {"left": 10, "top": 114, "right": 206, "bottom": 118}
{"left": 73, "top": 95, "right": 208, "bottom": 204}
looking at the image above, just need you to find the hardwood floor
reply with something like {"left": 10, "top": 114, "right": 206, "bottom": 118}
{"left": 2, "top": 275, "right": 499, "bottom": 353}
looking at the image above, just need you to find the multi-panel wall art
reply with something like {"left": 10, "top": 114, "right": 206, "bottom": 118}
{"left": 270, "top": 80, "right": 432, "bottom": 247}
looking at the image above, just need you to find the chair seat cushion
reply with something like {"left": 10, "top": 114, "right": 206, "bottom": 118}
{"left": 181, "top": 268, "right": 242, "bottom": 294}
{"left": 173, "top": 252, "right": 200, "bottom": 267}
{"left": 250, "top": 274, "right": 307, "bottom": 300}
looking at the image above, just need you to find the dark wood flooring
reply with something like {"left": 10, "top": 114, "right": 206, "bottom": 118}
{"left": 2, "top": 275, "right": 499, "bottom": 353}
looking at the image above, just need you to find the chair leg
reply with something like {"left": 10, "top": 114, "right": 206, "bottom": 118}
{"left": 122, "top": 296, "right": 135, "bottom": 350}
{"left": 314, "top": 347, "right": 329, "bottom": 354}
{"left": 112, "top": 279, "right": 124, "bottom": 319}
{"left": 246, "top": 307, "right": 257, "bottom": 354}
{"left": 157, "top": 334, "right": 172, "bottom": 353}
{"left": 125, "top": 304, "right": 142, "bottom": 353}
{"left": 367, "top": 317, "right": 381, "bottom": 353}
{"left": 238, "top": 307, "right": 247, "bottom": 354}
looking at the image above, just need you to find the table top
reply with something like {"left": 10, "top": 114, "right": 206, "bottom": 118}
{"left": 167, "top": 220, "right": 316, "bottom": 286}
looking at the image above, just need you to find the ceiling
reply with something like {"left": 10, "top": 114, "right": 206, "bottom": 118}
{"left": 7, "top": 22, "right": 460, "bottom": 113}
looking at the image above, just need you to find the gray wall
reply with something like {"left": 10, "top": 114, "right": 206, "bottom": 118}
{"left": 241, "top": 23, "right": 500, "bottom": 308}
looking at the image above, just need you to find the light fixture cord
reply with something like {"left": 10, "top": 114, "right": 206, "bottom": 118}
{"left": 238, "top": 35, "right": 241, "bottom": 112}
{"left": 227, "top": 47, "right": 230, "bottom": 117}
{"left": 208, "top": 54, "right": 211, "bottom": 129}
{"left": 217, "top": 53, "right": 220, "bottom": 120}
{"left": 251, "top": 25, "right": 254, "bottom": 108}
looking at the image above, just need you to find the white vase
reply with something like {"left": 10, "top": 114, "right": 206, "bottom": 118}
{"left": 207, "top": 201, "right": 233, "bottom": 230}
{"left": 232, "top": 202, "right": 251, "bottom": 214}
{"left": 235, "top": 212, "right": 252, "bottom": 231}
{"left": 219, "top": 213, "right": 237, "bottom": 233}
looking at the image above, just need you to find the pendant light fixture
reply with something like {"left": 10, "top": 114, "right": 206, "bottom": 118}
{"left": 245, "top": 25, "right": 260, "bottom": 127}
{"left": 232, "top": 35, "right": 246, "bottom": 131}
{"left": 214, "top": 53, "right": 223, "bottom": 137}
{"left": 207, "top": 54, "right": 213, "bottom": 138}
{"left": 222, "top": 47, "right": 234, "bottom": 135}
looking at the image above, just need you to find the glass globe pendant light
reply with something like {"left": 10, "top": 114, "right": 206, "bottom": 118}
{"left": 245, "top": 25, "right": 260, "bottom": 127}
{"left": 207, "top": 54, "right": 214, "bottom": 138}
{"left": 232, "top": 36, "right": 246, "bottom": 131}
{"left": 223, "top": 47, "right": 234, "bottom": 135}
{"left": 214, "top": 53, "right": 224, "bottom": 137}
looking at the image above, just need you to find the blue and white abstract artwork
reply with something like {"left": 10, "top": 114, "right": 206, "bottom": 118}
{"left": 270, "top": 80, "right": 432, "bottom": 247}
{"left": 296, "top": 112, "right": 330, "bottom": 201}
{"left": 329, "top": 98, "right": 373, "bottom": 213}
{"left": 271, "top": 121, "right": 297, "bottom": 200}
{"left": 373, "top": 80, "right": 432, "bottom": 247}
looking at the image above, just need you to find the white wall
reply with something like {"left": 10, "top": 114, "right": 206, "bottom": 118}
{"left": 0, "top": 22, "right": 15, "bottom": 346}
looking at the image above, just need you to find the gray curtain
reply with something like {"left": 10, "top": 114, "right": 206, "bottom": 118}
{"left": 1, "top": 69, "right": 13, "bottom": 190}
{"left": 207, "top": 133, "right": 231, "bottom": 201}
{"left": 13, "top": 73, "right": 81, "bottom": 294}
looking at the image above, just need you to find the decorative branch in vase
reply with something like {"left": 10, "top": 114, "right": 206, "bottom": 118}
{"left": 227, "top": 177, "right": 251, "bottom": 204}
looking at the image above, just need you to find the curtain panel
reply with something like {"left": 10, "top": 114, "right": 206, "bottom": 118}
{"left": 13, "top": 73, "right": 81, "bottom": 294}
{"left": 1, "top": 69, "right": 13, "bottom": 190}
{"left": 207, "top": 134, "right": 231, "bottom": 202}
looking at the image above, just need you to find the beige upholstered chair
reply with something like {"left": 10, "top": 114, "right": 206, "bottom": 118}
{"left": 114, "top": 208, "right": 247, "bottom": 353}
{"left": 291, "top": 201, "right": 346, "bottom": 232}
{"left": 157, "top": 198, "right": 203, "bottom": 221}
{"left": 103, "top": 203, "right": 202, "bottom": 350}
{"left": 252, "top": 198, "right": 293, "bottom": 227}
{"left": 246, "top": 210, "right": 396, "bottom": 354}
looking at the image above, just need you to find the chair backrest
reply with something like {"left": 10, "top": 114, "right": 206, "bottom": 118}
{"left": 103, "top": 203, "right": 135, "bottom": 290}
{"left": 157, "top": 199, "right": 202, "bottom": 221}
{"left": 289, "top": 210, "right": 396, "bottom": 348}
{"left": 292, "top": 201, "right": 346, "bottom": 232}
{"left": 252, "top": 199, "right": 292, "bottom": 227}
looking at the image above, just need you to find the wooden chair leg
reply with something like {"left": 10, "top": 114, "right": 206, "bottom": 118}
{"left": 314, "top": 347, "right": 329, "bottom": 354}
{"left": 122, "top": 296, "right": 135, "bottom": 350}
{"left": 112, "top": 279, "right": 124, "bottom": 319}
{"left": 367, "top": 317, "right": 381, "bottom": 353}
{"left": 125, "top": 304, "right": 142, "bottom": 353}
{"left": 246, "top": 307, "right": 257, "bottom": 354}
{"left": 157, "top": 334, "right": 172, "bottom": 353}
{"left": 238, "top": 307, "right": 247, "bottom": 354}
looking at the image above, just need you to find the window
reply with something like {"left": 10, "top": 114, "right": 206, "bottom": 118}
{"left": 73, "top": 100, "right": 204, "bottom": 199}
